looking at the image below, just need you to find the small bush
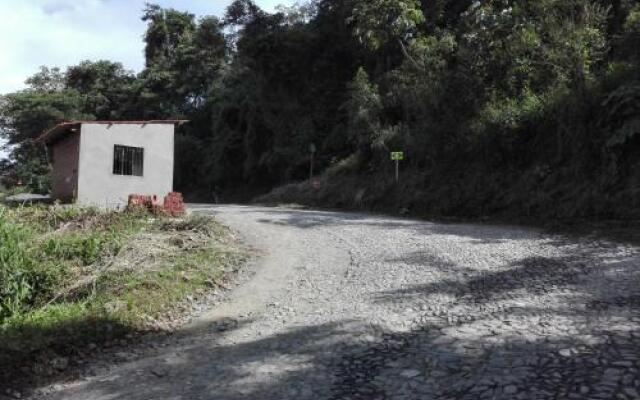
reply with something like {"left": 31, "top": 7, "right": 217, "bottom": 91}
{"left": 42, "top": 232, "right": 120, "bottom": 265}
{"left": 0, "top": 208, "right": 36, "bottom": 320}
{"left": 0, "top": 206, "right": 147, "bottom": 324}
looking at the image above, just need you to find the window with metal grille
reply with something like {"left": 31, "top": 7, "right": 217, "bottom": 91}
{"left": 113, "top": 145, "right": 144, "bottom": 176}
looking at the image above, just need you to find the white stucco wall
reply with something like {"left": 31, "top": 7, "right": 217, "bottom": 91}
{"left": 76, "top": 123, "right": 174, "bottom": 208}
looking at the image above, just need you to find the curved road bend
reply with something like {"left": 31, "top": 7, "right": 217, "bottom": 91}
{"left": 40, "top": 205, "right": 640, "bottom": 400}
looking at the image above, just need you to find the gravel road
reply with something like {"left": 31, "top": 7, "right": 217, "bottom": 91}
{"left": 34, "top": 205, "right": 640, "bottom": 400}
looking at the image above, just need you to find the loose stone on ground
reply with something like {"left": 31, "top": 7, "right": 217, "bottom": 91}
{"left": 28, "top": 206, "right": 640, "bottom": 400}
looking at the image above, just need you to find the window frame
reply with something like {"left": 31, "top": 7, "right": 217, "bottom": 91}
{"left": 113, "top": 145, "right": 144, "bottom": 177}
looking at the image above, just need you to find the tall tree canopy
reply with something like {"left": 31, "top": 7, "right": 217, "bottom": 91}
{"left": 1, "top": 0, "right": 639, "bottom": 218}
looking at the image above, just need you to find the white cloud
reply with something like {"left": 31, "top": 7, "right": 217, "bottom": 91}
{"left": 0, "top": 0, "right": 294, "bottom": 94}
{"left": 1, "top": 0, "right": 138, "bottom": 92}
{"left": 0, "top": 0, "right": 294, "bottom": 159}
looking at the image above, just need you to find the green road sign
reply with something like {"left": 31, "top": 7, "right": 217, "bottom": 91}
{"left": 391, "top": 152, "right": 404, "bottom": 161}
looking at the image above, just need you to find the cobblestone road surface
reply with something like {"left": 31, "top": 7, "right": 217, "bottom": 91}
{"left": 35, "top": 205, "right": 640, "bottom": 400}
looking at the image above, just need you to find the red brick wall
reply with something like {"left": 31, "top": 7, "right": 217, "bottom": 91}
{"left": 51, "top": 133, "right": 80, "bottom": 202}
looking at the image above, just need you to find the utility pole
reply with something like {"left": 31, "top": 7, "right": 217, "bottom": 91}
{"left": 309, "top": 143, "right": 316, "bottom": 181}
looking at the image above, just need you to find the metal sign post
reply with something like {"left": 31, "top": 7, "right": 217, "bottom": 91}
{"left": 391, "top": 152, "right": 404, "bottom": 183}
{"left": 396, "top": 159, "right": 399, "bottom": 183}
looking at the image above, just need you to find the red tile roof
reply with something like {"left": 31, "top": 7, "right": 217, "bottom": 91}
{"left": 36, "top": 120, "right": 189, "bottom": 144}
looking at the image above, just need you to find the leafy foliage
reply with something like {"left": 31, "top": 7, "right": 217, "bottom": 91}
{"left": 602, "top": 83, "right": 640, "bottom": 147}
{"left": 0, "top": 206, "right": 145, "bottom": 322}
{"left": 349, "top": 0, "right": 425, "bottom": 50}
{"left": 0, "top": 208, "right": 35, "bottom": 320}
{"left": 1, "top": 0, "right": 639, "bottom": 217}
{"left": 343, "top": 67, "right": 384, "bottom": 152}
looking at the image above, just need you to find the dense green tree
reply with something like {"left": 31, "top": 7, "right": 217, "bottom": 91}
{"left": 0, "top": 67, "right": 92, "bottom": 191}
{"left": 138, "top": 4, "right": 226, "bottom": 116}
{"left": 2, "top": 0, "right": 639, "bottom": 217}
{"left": 618, "top": 3, "right": 640, "bottom": 66}
{"left": 195, "top": 0, "right": 360, "bottom": 194}
{"left": 65, "top": 60, "right": 138, "bottom": 119}
{"left": 349, "top": 0, "right": 425, "bottom": 51}
{"left": 343, "top": 67, "right": 384, "bottom": 155}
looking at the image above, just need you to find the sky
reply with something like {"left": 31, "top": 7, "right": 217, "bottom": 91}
{"left": 0, "top": 0, "right": 293, "bottom": 158}
{"left": 0, "top": 0, "right": 292, "bottom": 95}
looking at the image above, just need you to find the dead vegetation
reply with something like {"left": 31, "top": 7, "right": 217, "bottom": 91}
{"left": 0, "top": 206, "right": 247, "bottom": 393}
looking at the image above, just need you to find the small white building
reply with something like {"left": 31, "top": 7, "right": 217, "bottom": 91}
{"left": 37, "top": 120, "right": 187, "bottom": 208}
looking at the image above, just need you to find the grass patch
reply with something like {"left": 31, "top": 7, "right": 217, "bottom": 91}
{"left": 0, "top": 205, "right": 246, "bottom": 391}
{"left": 94, "top": 246, "right": 239, "bottom": 327}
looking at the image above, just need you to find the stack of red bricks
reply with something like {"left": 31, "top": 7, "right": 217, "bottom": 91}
{"left": 127, "top": 192, "right": 185, "bottom": 217}
{"left": 128, "top": 194, "right": 153, "bottom": 209}
{"left": 163, "top": 192, "right": 185, "bottom": 217}
{"left": 150, "top": 195, "right": 164, "bottom": 215}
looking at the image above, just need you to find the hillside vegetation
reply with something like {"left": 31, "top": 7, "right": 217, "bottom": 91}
{"left": 1, "top": 0, "right": 639, "bottom": 219}
{"left": 0, "top": 205, "right": 245, "bottom": 390}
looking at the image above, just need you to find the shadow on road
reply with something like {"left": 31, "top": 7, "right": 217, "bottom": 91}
{"left": 25, "top": 206, "right": 640, "bottom": 399}
{"left": 230, "top": 206, "right": 541, "bottom": 244}
{"left": 37, "top": 312, "right": 640, "bottom": 399}
{"left": 36, "top": 248, "right": 640, "bottom": 400}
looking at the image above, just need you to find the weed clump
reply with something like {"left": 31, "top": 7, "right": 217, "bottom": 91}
{"left": 0, "top": 205, "right": 245, "bottom": 392}
{"left": 0, "top": 208, "right": 37, "bottom": 320}
{"left": 0, "top": 206, "right": 147, "bottom": 323}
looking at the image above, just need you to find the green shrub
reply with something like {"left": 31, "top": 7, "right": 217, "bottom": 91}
{"left": 42, "top": 232, "right": 120, "bottom": 265}
{"left": 0, "top": 208, "right": 36, "bottom": 321}
{"left": 0, "top": 206, "right": 146, "bottom": 324}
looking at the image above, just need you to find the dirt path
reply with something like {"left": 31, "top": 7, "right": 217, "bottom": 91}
{"left": 32, "top": 205, "right": 640, "bottom": 400}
